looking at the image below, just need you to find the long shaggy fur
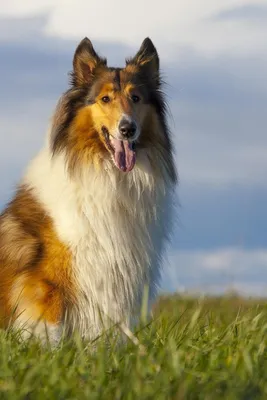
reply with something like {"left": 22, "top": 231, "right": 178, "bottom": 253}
{"left": 0, "top": 37, "right": 177, "bottom": 344}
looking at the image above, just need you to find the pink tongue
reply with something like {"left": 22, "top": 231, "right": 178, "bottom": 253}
{"left": 110, "top": 138, "right": 136, "bottom": 172}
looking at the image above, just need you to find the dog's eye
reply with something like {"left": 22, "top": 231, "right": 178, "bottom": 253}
{"left": 101, "top": 96, "right": 111, "bottom": 103}
{"left": 131, "top": 95, "right": 140, "bottom": 103}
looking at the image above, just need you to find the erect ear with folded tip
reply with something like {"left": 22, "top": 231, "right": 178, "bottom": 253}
{"left": 72, "top": 37, "right": 106, "bottom": 86}
{"left": 127, "top": 37, "right": 160, "bottom": 87}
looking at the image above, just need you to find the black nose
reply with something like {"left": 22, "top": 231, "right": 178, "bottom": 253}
{"left": 119, "top": 119, "right": 137, "bottom": 138}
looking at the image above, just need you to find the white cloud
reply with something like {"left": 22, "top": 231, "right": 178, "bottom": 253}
{"left": 0, "top": 1, "right": 54, "bottom": 17}
{"left": 162, "top": 247, "right": 267, "bottom": 296}
{"left": 0, "top": 1, "right": 266, "bottom": 57}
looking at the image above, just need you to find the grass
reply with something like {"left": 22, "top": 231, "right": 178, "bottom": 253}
{"left": 1, "top": 294, "right": 267, "bottom": 399}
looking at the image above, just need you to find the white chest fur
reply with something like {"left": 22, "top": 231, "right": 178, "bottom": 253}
{"left": 25, "top": 147, "right": 174, "bottom": 338}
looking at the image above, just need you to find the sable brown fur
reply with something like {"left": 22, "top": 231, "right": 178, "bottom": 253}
{"left": 0, "top": 187, "right": 74, "bottom": 328}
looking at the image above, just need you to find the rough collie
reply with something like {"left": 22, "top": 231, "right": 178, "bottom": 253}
{"left": 0, "top": 37, "right": 177, "bottom": 344}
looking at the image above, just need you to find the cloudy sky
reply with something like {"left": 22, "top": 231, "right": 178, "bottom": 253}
{"left": 0, "top": 0, "right": 267, "bottom": 295}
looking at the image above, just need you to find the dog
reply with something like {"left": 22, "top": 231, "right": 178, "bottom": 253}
{"left": 0, "top": 37, "right": 177, "bottom": 344}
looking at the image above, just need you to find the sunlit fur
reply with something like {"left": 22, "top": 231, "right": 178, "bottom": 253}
{"left": 0, "top": 37, "right": 177, "bottom": 344}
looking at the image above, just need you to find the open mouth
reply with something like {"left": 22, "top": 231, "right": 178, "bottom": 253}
{"left": 102, "top": 127, "right": 136, "bottom": 172}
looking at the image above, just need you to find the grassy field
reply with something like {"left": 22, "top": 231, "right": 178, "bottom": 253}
{"left": 1, "top": 294, "right": 267, "bottom": 399}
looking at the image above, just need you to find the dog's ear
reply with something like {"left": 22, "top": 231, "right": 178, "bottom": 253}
{"left": 127, "top": 38, "right": 159, "bottom": 86}
{"left": 72, "top": 37, "right": 106, "bottom": 86}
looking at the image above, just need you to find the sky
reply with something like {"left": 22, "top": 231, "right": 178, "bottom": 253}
{"left": 0, "top": 0, "right": 267, "bottom": 296}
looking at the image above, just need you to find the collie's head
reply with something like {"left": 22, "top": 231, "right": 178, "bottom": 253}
{"left": 51, "top": 37, "right": 176, "bottom": 181}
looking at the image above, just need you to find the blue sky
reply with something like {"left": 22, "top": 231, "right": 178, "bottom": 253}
{"left": 0, "top": 1, "right": 267, "bottom": 295}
